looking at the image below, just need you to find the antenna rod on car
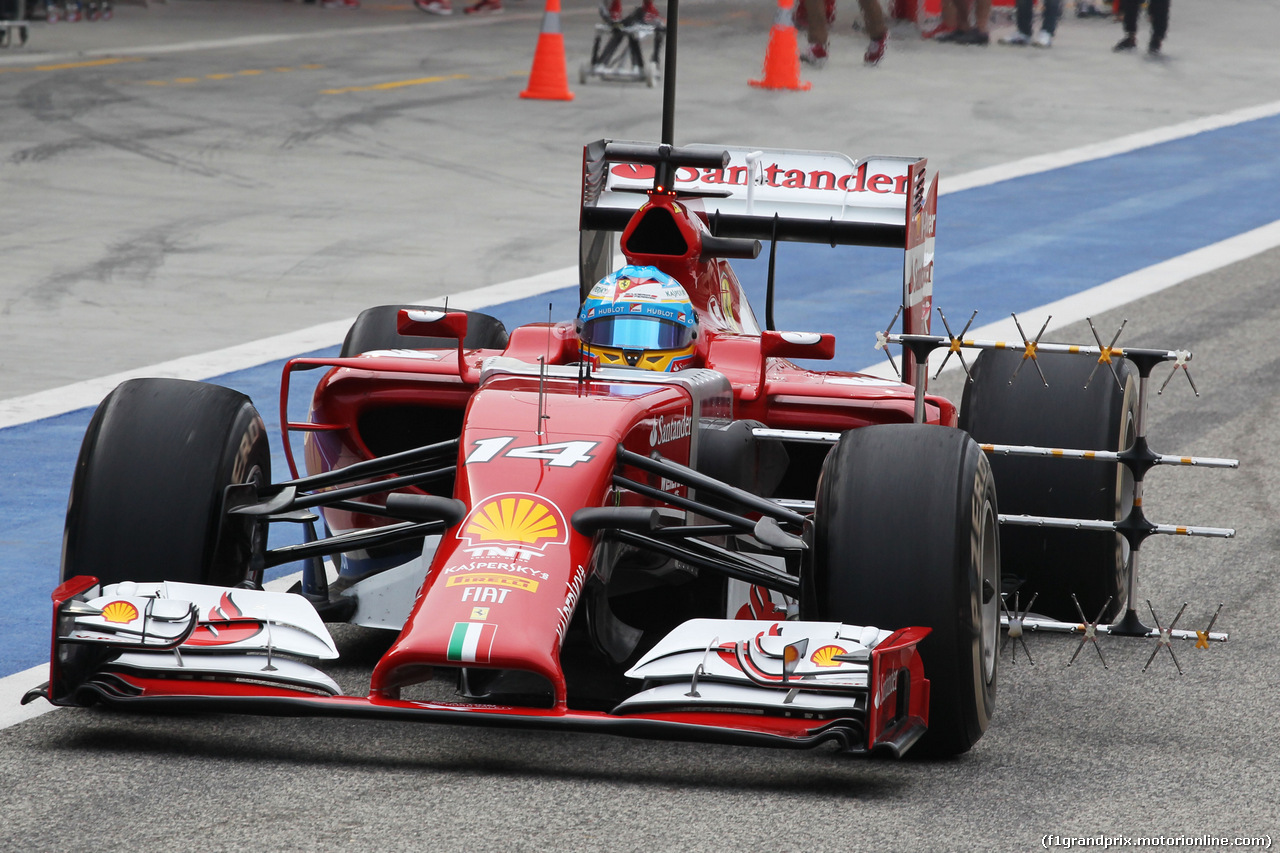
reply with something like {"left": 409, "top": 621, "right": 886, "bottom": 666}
{"left": 660, "top": 0, "right": 679, "bottom": 148}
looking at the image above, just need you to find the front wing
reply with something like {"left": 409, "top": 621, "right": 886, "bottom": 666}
{"left": 28, "top": 576, "right": 930, "bottom": 757}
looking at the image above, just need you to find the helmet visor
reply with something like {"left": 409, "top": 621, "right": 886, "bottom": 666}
{"left": 582, "top": 316, "right": 692, "bottom": 350}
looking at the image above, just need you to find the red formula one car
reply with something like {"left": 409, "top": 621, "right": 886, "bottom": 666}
{"left": 31, "top": 133, "right": 1160, "bottom": 760}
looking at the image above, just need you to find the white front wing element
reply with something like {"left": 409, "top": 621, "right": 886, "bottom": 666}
{"left": 110, "top": 652, "right": 342, "bottom": 695}
{"left": 62, "top": 581, "right": 341, "bottom": 695}
{"left": 616, "top": 619, "right": 893, "bottom": 715}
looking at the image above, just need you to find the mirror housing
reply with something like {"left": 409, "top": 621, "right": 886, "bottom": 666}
{"left": 761, "top": 330, "right": 836, "bottom": 361}
{"left": 396, "top": 308, "right": 470, "bottom": 341}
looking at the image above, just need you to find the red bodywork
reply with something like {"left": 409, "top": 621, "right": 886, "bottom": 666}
{"left": 46, "top": 162, "right": 942, "bottom": 757}
{"left": 271, "top": 188, "right": 942, "bottom": 748}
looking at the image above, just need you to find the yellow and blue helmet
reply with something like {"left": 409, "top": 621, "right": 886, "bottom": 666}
{"left": 578, "top": 266, "right": 697, "bottom": 372}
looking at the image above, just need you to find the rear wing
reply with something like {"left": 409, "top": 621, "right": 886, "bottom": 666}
{"left": 579, "top": 140, "right": 939, "bottom": 375}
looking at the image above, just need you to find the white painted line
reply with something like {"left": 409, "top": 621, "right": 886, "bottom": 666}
{"left": 0, "top": 665, "right": 55, "bottom": 728}
{"left": 858, "top": 218, "right": 1280, "bottom": 378}
{"left": 0, "top": 265, "right": 577, "bottom": 429}
{"left": 941, "top": 100, "right": 1280, "bottom": 194}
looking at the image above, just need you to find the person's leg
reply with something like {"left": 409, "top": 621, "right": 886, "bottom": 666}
{"left": 973, "top": 0, "right": 990, "bottom": 33}
{"left": 858, "top": 0, "right": 888, "bottom": 63}
{"left": 952, "top": 0, "right": 989, "bottom": 42}
{"left": 1015, "top": 0, "right": 1033, "bottom": 34}
{"left": 1041, "top": 0, "right": 1061, "bottom": 33}
{"left": 1122, "top": 0, "right": 1138, "bottom": 34}
{"left": 1147, "top": 0, "right": 1169, "bottom": 46}
{"left": 803, "top": 0, "right": 830, "bottom": 44}
{"left": 801, "top": 0, "right": 830, "bottom": 65}
{"left": 859, "top": 0, "right": 887, "bottom": 38}
{"left": 935, "top": 0, "right": 970, "bottom": 40}
{"left": 1113, "top": 0, "right": 1138, "bottom": 48}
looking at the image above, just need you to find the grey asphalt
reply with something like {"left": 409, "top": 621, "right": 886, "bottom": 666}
{"left": 2, "top": 1, "right": 1279, "bottom": 851}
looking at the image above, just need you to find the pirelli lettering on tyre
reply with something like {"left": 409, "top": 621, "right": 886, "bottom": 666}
{"left": 458, "top": 493, "right": 569, "bottom": 551}
{"left": 650, "top": 411, "right": 692, "bottom": 447}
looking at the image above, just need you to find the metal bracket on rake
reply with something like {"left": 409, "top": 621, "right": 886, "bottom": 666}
{"left": 1000, "top": 591, "right": 1037, "bottom": 665}
{"left": 874, "top": 306, "right": 903, "bottom": 380}
{"left": 1143, "top": 601, "right": 1188, "bottom": 674}
{"left": 1068, "top": 594, "right": 1112, "bottom": 668}
{"left": 1195, "top": 603, "right": 1224, "bottom": 650}
{"left": 1084, "top": 317, "right": 1127, "bottom": 392}
{"left": 1008, "top": 313, "right": 1051, "bottom": 386}
{"left": 1158, "top": 349, "right": 1199, "bottom": 397}
{"left": 933, "top": 308, "right": 977, "bottom": 382}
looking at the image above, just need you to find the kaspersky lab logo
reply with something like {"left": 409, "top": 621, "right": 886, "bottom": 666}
{"left": 458, "top": 493, "right": 569, "bottom": 551}
{"left": 650, "top": 412, "right": 692, "bottom": 447}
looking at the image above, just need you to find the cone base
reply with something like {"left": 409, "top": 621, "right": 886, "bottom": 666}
{"left": 520, "top": 90, "right": 576, "bottom": 101}
{"left": 749, "top": 79, "right": 812, "bottom": 91}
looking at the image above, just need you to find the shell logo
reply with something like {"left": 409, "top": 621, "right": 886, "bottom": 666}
{"left": 809, "top": 644, "right": 847, "bottom": 668}
{"left": 460, "top": 494, "right": 567, "bottom": 551}
{"left": 100, "top": 600, "right": 140, "bottom": 624}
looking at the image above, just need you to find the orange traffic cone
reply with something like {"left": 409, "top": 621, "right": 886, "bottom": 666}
{"left": 749, "top": 0, "right": 811, "bottom": 91}
{"left": 520, "top": 0, "right": 574, "bottom": 101}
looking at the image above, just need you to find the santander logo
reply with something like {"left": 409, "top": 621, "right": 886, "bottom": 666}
{"left": 609, "top": 161, "right": 908, "bottom": 195}
{"left": 650, "top": 412, "right": 692, "bottom": 446}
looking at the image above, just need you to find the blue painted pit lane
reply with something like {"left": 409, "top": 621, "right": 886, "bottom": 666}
{"left": 3, "top": 112, "right": 1279, "bottom": 677}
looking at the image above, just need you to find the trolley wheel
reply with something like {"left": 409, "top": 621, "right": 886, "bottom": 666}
{"left": 579, "top": 62, "right": 591, "bottom": 85}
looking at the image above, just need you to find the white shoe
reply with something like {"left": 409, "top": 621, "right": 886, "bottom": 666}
{"left": 999, "top": 31, "right": 1031, "bottom": 45}
{"left": 799, "top": 42, "right": 829, "bottom": 68}
{"left": 1033, "top": 29, "right": 1053, "bottom": 47}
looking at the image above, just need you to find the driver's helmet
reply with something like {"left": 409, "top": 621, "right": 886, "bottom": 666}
{"left": 577, "top": 265, "right": 697, "bottom": 372}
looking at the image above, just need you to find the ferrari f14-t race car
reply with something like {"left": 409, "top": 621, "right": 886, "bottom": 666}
{"left": 28, "top": 128, "right": 1234, "bottom": 759}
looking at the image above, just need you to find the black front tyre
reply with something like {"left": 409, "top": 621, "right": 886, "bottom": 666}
{"left": 808, "top": 424, "right": 999, "bottom": 758}
{"left": 62, "top": 378, "right": 271, "bottom": 589}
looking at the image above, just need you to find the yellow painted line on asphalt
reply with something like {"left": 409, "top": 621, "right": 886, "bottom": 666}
{"left": 321, "top": 73, "right": 469, "bottom": 95}
{"left": 138, "top": 65, "right": 325, "bottom": 87}
{"left": 0, "top": 56, "right": 144, "bottom": 74}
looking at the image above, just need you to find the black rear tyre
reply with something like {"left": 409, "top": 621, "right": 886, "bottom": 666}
{"left": 62, "top": 378, "right": 271, "bottom": 588}
{"left": 341, "top": 305, "right": 509, "bottom": 357}
{"left": 959, "top": 349, "right": 1136, "bottom": 622}
{"left": 808, "top": 424, "right": 999, "bottom": 758}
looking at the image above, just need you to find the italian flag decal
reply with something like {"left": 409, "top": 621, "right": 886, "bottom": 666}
{"left": 447, "top": 622, "right": 497, "bottom": 663}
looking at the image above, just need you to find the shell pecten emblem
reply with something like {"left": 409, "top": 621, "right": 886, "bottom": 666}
{"left": 100, "top": 600, "right": 140, "bottom": 624}
{"left": 809, "top": 644, "right": 847, "bottom": 667}
{"left": 459, "top": 493, "right": 568, "bottom": 551}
